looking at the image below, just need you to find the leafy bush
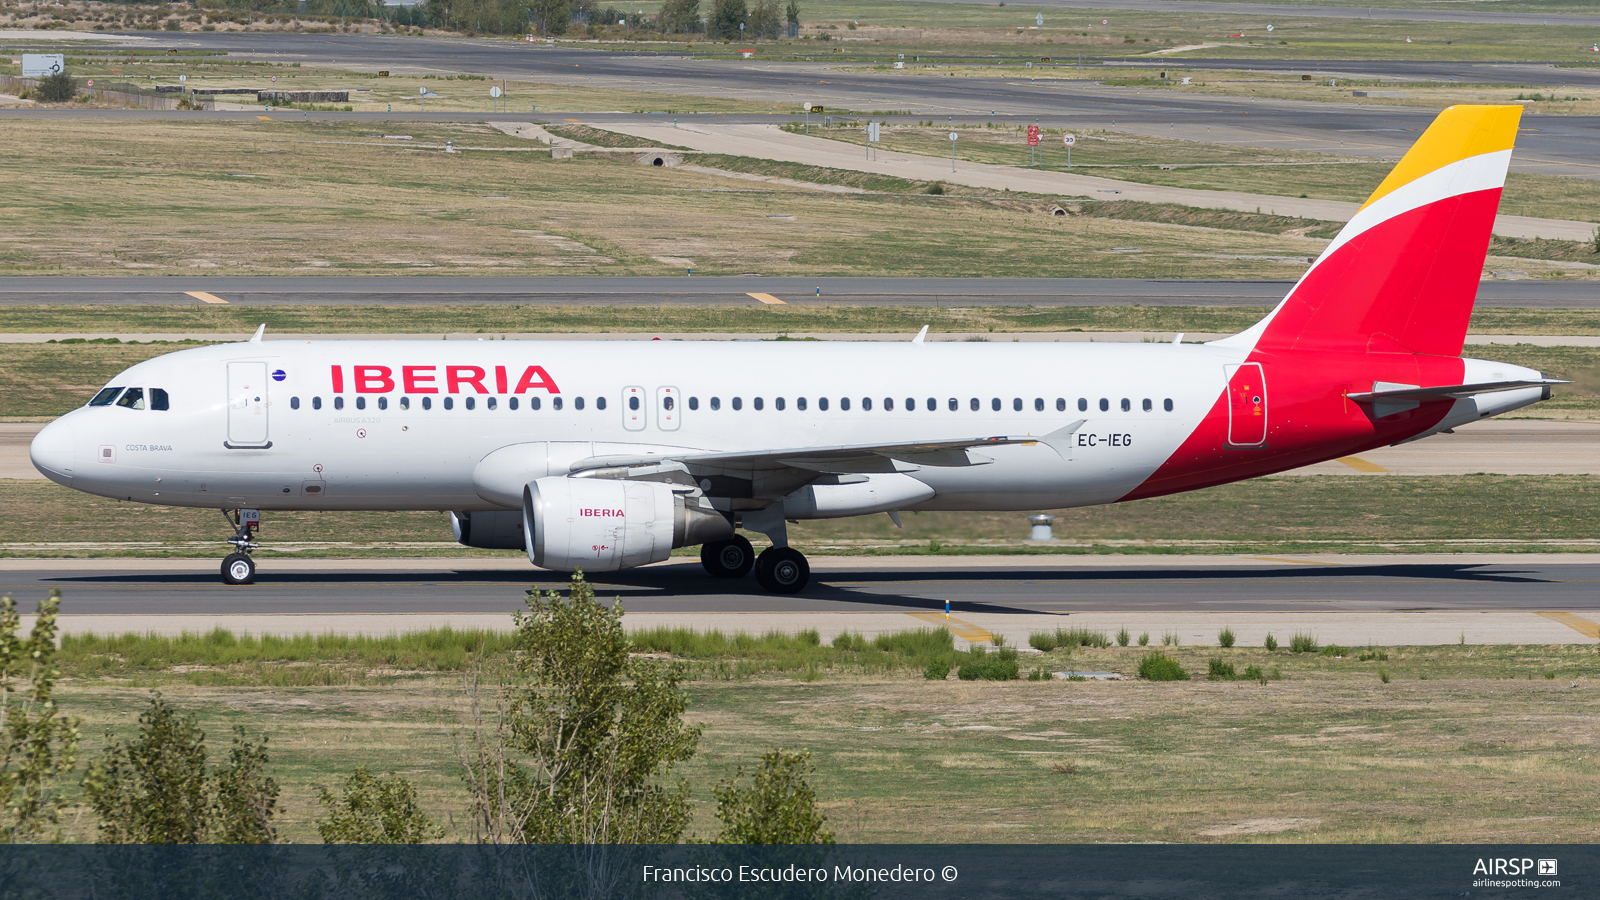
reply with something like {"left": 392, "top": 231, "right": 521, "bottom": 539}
{"left": 1243, "top": 664, "right": 1265, "bottom": 683}
{"left": 1, "top": 589, "right": 80, "bottom": 843}
{"left": 831, "top": 631, "right": 866, "bottom": 651}
{"left": 1358, "top": 648, "right": 1388, "bottom": 662}
{"left": 1161, "top": 632, "right": 1180, "bottom": 646}
{"left": 83, "top": 692, "right": 278, "bottom": 843}
{"left": 1137, "top": 652, "right": 1189, "bottom": 682}
{"left": 317, "top": 767, "right": 442, "bottom": 844}
{"left": 1289, "top": 633, "right": 1319, "bottom": 654}
{"left": 1026, "top": 667, "right": 1052, "bottom": 681}
{"left": 1206, "top": 657, "right": 1237, "bottom": 681}
{"left": 1218, "top": 627, "right": 1236, "bottom": 648}
{"left": 1263, "top": 633, "right": 1278, "bottom": 651}
{"left": 34, "top": 72, "right": 77, "bottom": 103}
{"left": 1379, "top": 669, "right": 1391, "bottom": 684}
{"left": 925, "top": 182, "right": 945, "bottom": 195}
{"left": 1137, "top": 633, "right": 1150, "bottom": 646}
{"left": 1028, "top": 632, "right": 1058, "bottom": 652}
{"left": 1116, "top": 627, "right": 1130, "bottom": 647}
{"left": 923, "top": 659, "right": 951, "bottom": 680}
{"left": 714, "top": 749, "right": 835, "bottom": 844}
{"left": 957, "top": 646, "right": 1020, "bottom": 681}
{"left": 1320, "top": 644, "right": 1349, "bottom": 658}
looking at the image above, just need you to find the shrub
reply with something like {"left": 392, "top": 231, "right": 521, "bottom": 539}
{"left": 1161, "top": 632, "right": 1180, "bottom": 646}
{"left": 990, "top": 633, "right": 1006, "bottom": 648}
{"left": 714, "top": 749, "right": 834, "bottom": 844}
{"left": 1, "top": 589, "right": 80, "bottom": 843}
{"left": 1206, "top": 657, "right": 1236, "bottom": 681}
{"left": 1289, "top": 633, "right": 1319, "bottom": 654}
{"left": 317, "top": 767, "right": 442, "bottom": 844}
{"left": 1243, "top": 664, "right": 1265, "bottom": 683}
{"left": 925, "top": 181, "right": 945, "bottom": 195}
{"left": 1116, "top": 627, "right": 1130, "bottom": 647}
{"left": 958, "top": 647, "right": 1020, "bottom": 681}
{"left": 1137, "top": 632, "right": 1150, "bottom": 646}
{"left": 34, "top": 71, "right": 77, "bottom": 103}
{"left": 1217, "top": 627, "right": 1235, "bottom": 648}
{"left": 923, "top": 659, "right": 951, "bottom": 680}
{"left": 1028, "top": 632, "right": 1058, "bottom": 652}
{"left": 1137, "top": 652, "right": 1189, "bottom": 682}
{"left": 1026, "top": 666, "right": 1052, "bottom": 681}
{"left": 1320, "top": 644, "right": 1348, "bottom": 658}
{"left": 831, "top": 632, "right": 866, "bottom": 651}
{"left": 1379, "top": 669, "right": 1391, "bottom": 684}
{"left": 1263, "top": 633, "right": 1278, "bottom": 651}
{"left": 1358, "top": 648, "right": 1388, "bottom": 662}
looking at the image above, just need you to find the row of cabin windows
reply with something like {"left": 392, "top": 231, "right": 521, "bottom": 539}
{"left": 288, "top": 395, "right": 1176, "bottom": 414}
{"left": 694, "top": 397, "right": 1176, "bottom": 413}
{"left": 88, "top": 387, "right": 171, "bottom": 411}
{"left": 289, "top": 395, "right": 598, "bottom": 411}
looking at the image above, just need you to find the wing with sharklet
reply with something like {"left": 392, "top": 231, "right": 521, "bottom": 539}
{"left": 569, "top": 420, "right": 1086, "bottom": 476}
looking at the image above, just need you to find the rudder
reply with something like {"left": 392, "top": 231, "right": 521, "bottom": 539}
{"left": 1234, "top": 105, "right": 1521, "bottom": 358}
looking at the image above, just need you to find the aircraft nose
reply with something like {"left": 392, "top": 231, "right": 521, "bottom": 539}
{"left": 29, "top": 418, "right": 75, "bottom": 486}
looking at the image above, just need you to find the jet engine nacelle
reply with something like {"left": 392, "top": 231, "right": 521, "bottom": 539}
{"left": 449, "top": 510, "right": 526, "bottom": 550}
{"left": 522, "top": 476, "right": 733, "bottom": 572}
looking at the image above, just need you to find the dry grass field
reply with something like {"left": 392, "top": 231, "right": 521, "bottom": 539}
{"left": 34, "top": 639, "right": 1600, "bottom": 844}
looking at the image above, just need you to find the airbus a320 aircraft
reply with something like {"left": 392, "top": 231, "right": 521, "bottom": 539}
{"left": 31, "top": 105, "right": 1559, "bottom": 592}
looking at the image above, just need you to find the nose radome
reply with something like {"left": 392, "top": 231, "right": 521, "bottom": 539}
{"left": 29, "top": 418, "right": 75, "bottom": 486}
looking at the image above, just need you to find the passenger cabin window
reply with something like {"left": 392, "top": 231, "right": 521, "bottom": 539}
{"left": 1164, "top": 398, "right": 1174, "bottom": 412}
{"left": 796, "top": 397, "right": 806, "bottom": 411}
{"left": 883, "top": 398, "right": 894, "bottom": 412}
{"left": 753, "top": 397, "right": 764, "bottom": 411}
{"left": 531, "top": 397, "right": 541, "bottom": 410}
{"left": 378, "top": 397, "right": 388, "bottom": 410}
{"left": 487, "top": 397, "right": 497, "bottom": 410}
{"left": 948, "top": 398, "right": 957, "bottom": 411}
{"left": 1013, "top": 398, "right": 1023, "bottom": 412}
{"left": 905, "top": 398, "right": 914, "bottom": 412}
{"left": 1121, "top": 398, "right": 1131, "bottom": 412}
{"left": 840, "top": 397, "right": 851, "bottom": 411}
{"left": 150, "top": 388, "right": 169, "bottom": 411}
{"left": 115, "top": 388, "right": 145, "bottom": 410}
{"left": 509, "top": 397, "right": 518, "bottom": 410}
{"left": 970, "top": 398, "right": 979, "bottom": 411}
{"left": 89, "top": 387, "right": 122, "bottom": 407}
{"left": 399, "top": 397, "right": 409, "bottom": 410}
{"left": 356, "top": 397, "right": 367, "bottom": 410}
{"left": 291, "top": 397, "right": 301, "bottom": 410}
{"left": 687, "top": 396, "right": 697, "bottom": 411}
{"left": 313, "top": 397, "right": 322, "bottom": 410}
{"left": 1142, "top": 398, "right": 1152, "bottom": 412}
{"left": 818, "top": 397, "right": 828, "bottom": 411}
{"left": 991, "top": 398, "right": 1001, "bottom": 411}
{"left": 861, "top": 398, "right": 872, "bottom": 411}
{"left": 629, "top": 396, "right": 640, "bottom": 411}
{"left": 1034, "top": 398, "right": 1044, "bottom": 412}
{"left": 423, "top": 397, "right": 433, "bottom": 410}
{"left": 573, "top": 397, "right": 583, "bottom": 410}
{"left": 1056, "top": 398, "right": 1066, "bottom": 412}
{"left": 710, "top": 397, "right": 721, "bottom": 411}
{"left": 775, "top": 397, "right": 786, "bottom": 411}
{"left": 335, "top": 397, "right": 345, "bottom": 410}
{"left": 597, "top": 397, "right": 606, "bottom": 410}
{"left": 1078, "top": 398, "right": 1088, "bottom": 412}
{"left": 732, "top": 397, "right": 742, "bottom": 410}
{"left": 463, "top": 397, "right": 474, "bottom": 411}
{"left": 1099, "top": 398, "right": 1110, "bottom": 412}
{"left": 926, "top": 398, "right": 936, "bottom": 412}
{"left": 444, "top": 397, "right": 454, "bottom": 410}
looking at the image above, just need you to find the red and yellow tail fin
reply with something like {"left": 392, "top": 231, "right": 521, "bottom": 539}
{"left": 1240, "top": 105, "right": 1522, "bottom": 358}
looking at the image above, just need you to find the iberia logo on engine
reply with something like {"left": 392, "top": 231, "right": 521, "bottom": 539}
{"left": 580, "top": 509, "right": 625, "bottom": 517}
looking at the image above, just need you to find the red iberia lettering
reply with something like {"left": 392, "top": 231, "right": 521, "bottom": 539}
{"left": 331, "top": 365, "right": 344, "bottom": 393}
{"left": 447, "top": 366, "right": 488, "bottom": 394}
{"left": 580, "top": 508, "right": 624, "bottom": 517}
{"left": 403, "top": 366, "right": 438, "bottom": 393}
{"left": 495, "top": 366, "right": 509, "bottom": 394}
{"left": 354, "top": 366, "right": 394, "bottom": 393}
{"left": 514, "top": 365, "right": 561, "bottom": 394}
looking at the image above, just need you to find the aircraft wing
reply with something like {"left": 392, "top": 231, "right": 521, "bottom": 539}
{"left": 1347, "top": 379, "right": 1565, "bottom": 403}
{"left": 570, "top": 420, "right": 1086, "bottom": 476}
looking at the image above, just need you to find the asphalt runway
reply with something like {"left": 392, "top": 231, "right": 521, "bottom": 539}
{"left": 10, "top": 33, "right": 1599, "bottom": 177}
{"left": 912, "top": 0, "right": 1600, "bottom": 27}
{"left": 5, "top": 555, "right": 1597, "bottom": 616}
{"left": 1, "top": 276, "right": 1597, "bottom": 308}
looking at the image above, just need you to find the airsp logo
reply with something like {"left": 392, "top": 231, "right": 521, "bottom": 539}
{"left": 1472, "top": 858, "right": 1553, "bottom": 876}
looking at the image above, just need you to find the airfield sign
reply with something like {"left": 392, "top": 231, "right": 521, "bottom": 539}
{"left": 21, "top": 54, "right": 63, "bottom": 77}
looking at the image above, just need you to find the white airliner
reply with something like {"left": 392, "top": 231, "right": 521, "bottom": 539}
{"left": 31, "top": 106, "right": 1560, "bottom": 591}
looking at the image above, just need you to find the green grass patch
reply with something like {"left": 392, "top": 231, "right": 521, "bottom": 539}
{"left": 1138, "top": 652, "right": 1190, "bottom": 681}
{"left": 59, "top": 626, "right": 517, "bottom": 677}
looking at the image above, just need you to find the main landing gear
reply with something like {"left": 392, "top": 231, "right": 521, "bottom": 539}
{"left": 699, "top": 535, "right": 810, "bottom": 594}
{"left": 220, "top": 509, "right": 258, "bottom": 586}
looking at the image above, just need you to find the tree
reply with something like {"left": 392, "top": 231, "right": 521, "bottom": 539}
{"left": 527, "top": 0, "right": 572, "bottom": 34}
{"left": 784, "top": 0, "right": 799, "bottom": 37}
{"left": 33, "top": 72, "right": 76, "bottom": 103}
{"left": 749, "top": 0, "right": 780, "bottom": 39}
{"left": 707, "top": 0, "right": 746, "bottom": 39}
{"left": 82, "top": 693, "right": 279, "bottom": 843}
{"left": 0, "top": 590, "right": 80, "bottom": 843}
{"left": 658, "top": 0, "right": 699, "bottom": 33}
{"left": 318, "top": 767, "right": 444, "bottom": 844}
{"left": 463, "top": 573, "right": 701, "bottom": 844}
{"left": 714, "top": 749, "right": 834, "bottom": 844}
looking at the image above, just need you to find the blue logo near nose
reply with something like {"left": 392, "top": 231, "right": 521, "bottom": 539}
{"left": 272, "top": 369, "right": 287, "bottom": 382}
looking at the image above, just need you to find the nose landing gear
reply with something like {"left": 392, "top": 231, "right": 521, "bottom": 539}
{"left": 220, "top": 508, "right": 258, "bottom": 586}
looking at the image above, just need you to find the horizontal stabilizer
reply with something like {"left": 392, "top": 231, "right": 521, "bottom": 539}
{"left": 1347, "top": 379, "right": 1565, "bottom": 403}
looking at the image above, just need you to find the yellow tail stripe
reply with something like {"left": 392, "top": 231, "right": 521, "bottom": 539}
{"left": 1359, "top": 105, "right": 1522, "bottom": 211}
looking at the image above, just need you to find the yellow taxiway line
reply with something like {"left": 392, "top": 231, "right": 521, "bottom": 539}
{"left": 747, "top": 292, "right": 786, "bottom": 305}
{"left": 184, "top": 291, "right": 228, "bottom": 305}
{"left": 907, "top": 611, "right": 993, "bottom": 643}
{"left": 1536, "top": 612, "right": 1600, "bottom": 639}
{"left": 1335, "top": 455, "right": 1389, "bottom": 473}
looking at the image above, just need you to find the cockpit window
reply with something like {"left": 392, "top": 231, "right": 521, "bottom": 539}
{"left": 150, "top": 388, "right": 170, "bottom": 411}
{"left": 89, "top": 387, "right": 122, "bottom": 407}
{"left": 115, "top": 387, "right": 146, "bottom": 410}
